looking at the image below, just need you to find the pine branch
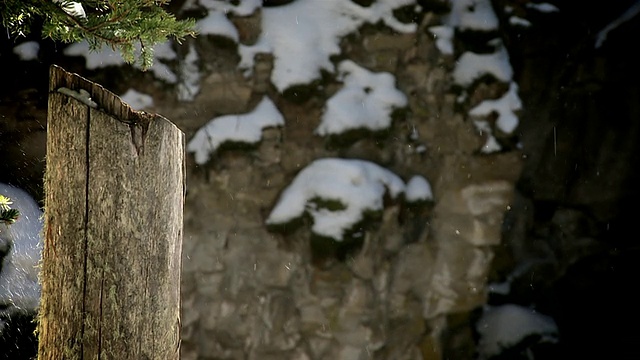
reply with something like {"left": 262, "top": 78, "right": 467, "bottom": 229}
{"left": 0, "top": 195, "right": 20, "bottom": 225}
{"left": 1, "top": 0, "right": 197, "bottom": 70}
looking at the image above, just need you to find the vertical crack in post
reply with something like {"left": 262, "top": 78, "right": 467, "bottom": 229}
{"left": 98, "top": 269, "right": 104, "bottom": 360}
{"left": 81, "top": 105, "right": 91, "bottom": 357}
{"left": 125, "top": 113, "right": 153, "bottom": 157}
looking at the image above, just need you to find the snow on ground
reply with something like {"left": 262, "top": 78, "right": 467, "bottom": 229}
{"left": 476, "top": 304, "right": 559, "bottom": 359}
{"left": 266, "top": 158, "right": 431, "bottom": 241}
{"left": 0, "top": 183, "right": 43, "bottom": 325}
{"left": 315, "top": 60, "right": 407, "bottom": 136}
{"left": 187, "top": 96, "right": 285, "bottom": 164}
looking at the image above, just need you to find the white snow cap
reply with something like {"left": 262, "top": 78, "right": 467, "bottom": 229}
{"left": 315, "top": 60, "right": 407, "bottom": 136}
{"left": 187, "top": 96, "right": 285, "bottom": 164}
{"left": 453, "top": 46, "right": 513, "bottom": 87}
{"left": 446, "top": 0, "right": 499, "bottom": 31}
{"left": 476, "top": 304, "right": 559, "bottom": 359}
{"left": 405, "top": 175, "right": 433, "bottom": 202}
{"left": 197, "top": 10, "right": 239, "bottom": 40}
{"left": 266, "top": 158, "right": 407, "bottom": 241}
{"left": 192, "top": 0, "right": 261, "bottom": 42}
{"left": 0, "top": 183, "right": 43, "bottom": 315}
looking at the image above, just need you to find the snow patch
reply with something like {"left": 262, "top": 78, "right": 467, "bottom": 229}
{"left": 187, "top": 96, "right": 285, "bottom": 164}
{"left": 266, "top": 158, "right": 408, "bottom": 241}
{"left": 474, "top": 120, "right": 502, "bottom": 153}
{"left": 405, "top": 176, "right": 433, "bottom": 202}
{"left": 315, "top": 60, "right": 407, "bottom": 136}
{"left": 177, "top": 43, "right": 201, "bottom": 102}
{"left": 509, "top": 16, "right": 532, "bottom": 27}
{"left": 197, "top": 10, "right": 239, "bottom": 40}
{"left": 13, "top": 41, "right": 39, "bottom": 61}
{"left": 199, "top": 0, "right": 261, "bottom": 16}
{"left": 476, "top": 304, "right": 559, "bottom": 359}
{"left": 429, "top": 25, "right": 455, "bottom": 55}
{"left": 469, "top": 82, "right": 522, "bottom": 134}
{"left": 595, "top": 1, "right": 640, "bottom": 48}
{"left": 238, "top": 0, "right": 417, "bottom": 92}
{"left": 526, "top": 2, "right": 560, "bottom": 13}
{"left": 120, "top": 89, "right": 154, "bottom": 111}
{"left": 453, "top": 46, "right": 513, "bottom": 87}
{"left": 445, "top": 0, "right": 499, "bottom": 31}
{"left": 64, "top": 41, "right": 178, "bottom": 83}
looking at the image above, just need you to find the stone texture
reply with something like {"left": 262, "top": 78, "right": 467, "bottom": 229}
{"left": 145, "top": 6, "right": 522, "bottom": 358}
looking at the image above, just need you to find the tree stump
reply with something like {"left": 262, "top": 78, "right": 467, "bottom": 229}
{"left": 38, "top": 65, "right": 185, "bottom": 359}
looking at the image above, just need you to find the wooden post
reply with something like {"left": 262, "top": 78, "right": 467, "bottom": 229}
{"left": 38, "top": 65, "right": 184, "bottom": 359}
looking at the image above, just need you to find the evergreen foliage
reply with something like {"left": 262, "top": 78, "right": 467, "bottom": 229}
{"left": 0, "top": 195, "right": 19, "bottom": 225}
{"left": 0, "top": 0, "right": 196, "bottom": 69}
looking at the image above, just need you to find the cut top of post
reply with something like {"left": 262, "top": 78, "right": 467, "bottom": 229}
{"left": 49, "top": 64, "right": 155, "bottom": 127}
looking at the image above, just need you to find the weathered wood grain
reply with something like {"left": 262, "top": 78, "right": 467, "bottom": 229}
{"left": 38, "top": 65, "right": 184, "bottom": 360}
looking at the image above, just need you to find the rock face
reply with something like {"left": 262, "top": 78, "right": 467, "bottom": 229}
{"left": 0, "top": 0, "right": 639, "bottom": 359}
{"left": 160, "top": 3, "right": 523, "bottom": 359}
